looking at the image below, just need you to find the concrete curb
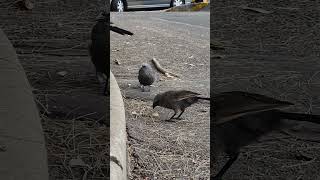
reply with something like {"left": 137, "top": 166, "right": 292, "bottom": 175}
{"left": 165, "top": 2, "right": 209, "bottom": 12}
{"left": 0, "top": 29, "right": 49, "bottom": 179}
{"left": 110, "top": 71, "right": 127, "bottom": 180}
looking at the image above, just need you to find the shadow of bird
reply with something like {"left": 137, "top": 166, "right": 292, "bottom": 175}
{"left": 212, "top": 91, "right": 320, "bottom": 180}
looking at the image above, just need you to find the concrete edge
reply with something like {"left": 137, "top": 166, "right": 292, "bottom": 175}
{"left": 0, "top": 29, "right": 49, "bottom": 179}
{"left": 164, "top": 2, "right": 209, "bottom": 12}
{"left": 110, "top": 71, "right": 127, "bottom": 180}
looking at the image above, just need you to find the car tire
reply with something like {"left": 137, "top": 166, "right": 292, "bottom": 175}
{"left": 170, "top": 0, "right": 185, "bottom": 7}
{"left": 111, "top": 0, "right": 126, "bottom": 12}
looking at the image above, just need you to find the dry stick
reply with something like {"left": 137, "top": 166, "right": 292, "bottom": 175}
{"left": 151, "top": 58, "right": 180, "bottom": 78}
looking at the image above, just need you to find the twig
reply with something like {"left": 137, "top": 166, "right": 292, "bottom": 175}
{"left": 151, "top": 58, "right": 180, "bottom": 78}
{"left": 281, "top": 158, "right": 316, "bottom": 168}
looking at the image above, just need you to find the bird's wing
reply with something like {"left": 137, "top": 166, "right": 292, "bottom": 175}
{"left": 213, "top": 91, "right": 294, "bottom": 125}
{"left": 173, "top": 90, "right": 202, "bottom": 101}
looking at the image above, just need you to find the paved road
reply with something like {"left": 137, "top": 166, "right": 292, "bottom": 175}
{"left": 110, "top": 12, "right": 210, "bottom": 179}
{"left": 150, "top": 12, "right": 210, "bottom": 29}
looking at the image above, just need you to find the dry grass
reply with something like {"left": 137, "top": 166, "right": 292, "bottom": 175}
{"left": 0, "top": 0, "right": 109, "bottom": 179}
{"left": 125, "top": 99, "right": 210, "bottom": 179}
{"left": 43, "top": 115, "right": 109, "bottom": 179}
{"left": 212, "top": 0, "right": 320, "bottom": 179}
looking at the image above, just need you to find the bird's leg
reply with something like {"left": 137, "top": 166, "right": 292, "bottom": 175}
{"left": 146, "top": 86, "right": 151, "bottom": 92}
{"left": 169, "top": 111, "right": 177, "bottom": 120}
{"left": 174, "top": 109, "right": 185, "bottom": 120}
{"left": 141, "top": 85, "right": 145, "bottom": 92}
{"left": 213, "top": 153, "right": 239, "bottom": 180}
{"left": 103, "top": 79, "right": 109, "bottom": 96}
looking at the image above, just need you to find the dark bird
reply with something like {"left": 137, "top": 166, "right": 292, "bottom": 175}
{"left": 89, "top": 11, "right": 133, "bottom": 95}
{"left": 212, "top": 91, "right": 320, "bottom": 180}
{"left": 138, "top": 63, "right": 156, "bottom": 92}
{"left": 153, "top": 90, "right": 210, "bottom": 120}
{"left": 89, "top": 11, "right": 110, "bottom": 95}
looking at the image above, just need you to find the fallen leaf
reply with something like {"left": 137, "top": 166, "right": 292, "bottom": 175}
{"left": 57, "top": 71, "right": 68, "bottom": 76}
{"left": 56, "top": 22, "right": 63, "bottom": 28}
{"left": 114, "top": 59, "right": 121, "bottom": 65}
{"left": 0, "top": 145, "right": 6, "bottom": 152}
{"left": 240, "top": 5, "right": 273, "bottom": 14}
{"left": 69, "top": 157, "right": 87, "bottom": 167}
{"left": 152, "top": 112, "right": 159, "bottom": 117}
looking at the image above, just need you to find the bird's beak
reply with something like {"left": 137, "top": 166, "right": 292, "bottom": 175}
{"left": 152, "top": 103, "right": 157, "bottom": 109}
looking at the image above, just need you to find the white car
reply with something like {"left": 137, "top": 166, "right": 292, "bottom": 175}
{"left": 110, "top": 0, "right": 186, "bottom": 12}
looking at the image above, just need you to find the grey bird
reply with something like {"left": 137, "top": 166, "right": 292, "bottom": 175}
{"left": 212, "top": 91, "right": 320, "bottom": 180}
{"left": 89, "top": 10, "right": 133, "bottom": 95}
{"left": 138, "top": 63, "right": 156, "bottom": 92}
{"left": 153, "top": 90, "right": 210, "bottom": 120}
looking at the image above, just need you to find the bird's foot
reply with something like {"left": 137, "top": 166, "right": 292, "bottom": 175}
{"left": 172, "top": 117, "right": 182, "bottom": 120}
{"left": 165, "top": 119, "right": 176, "bottom": 122}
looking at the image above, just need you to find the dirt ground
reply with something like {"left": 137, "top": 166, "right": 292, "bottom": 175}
{"left": 212, "top": 1, "right": 320, "bottom": 179}
{"left": 110, "top": 12, "right": 210, "bottom": 179}
{"left": 1, "top": 1, "right": 109, "bottom": 179}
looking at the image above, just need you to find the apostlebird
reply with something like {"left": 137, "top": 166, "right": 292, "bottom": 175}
{"left": 212, "top": 91, "right": 320, "bottom": 180}
{"left": 89, "top": 11, "right": 134, "bottom": 95}
{"left": 89, "top": 11, "right": 109, "bottom": 95}
{"left": 138, "top": 63, "right": 156, "bottom": 92}
{"left": 153, "top": 90, "right": 210, "bottom": 120}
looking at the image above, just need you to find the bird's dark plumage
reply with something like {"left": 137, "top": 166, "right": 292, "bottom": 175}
{"left": 89, "top": 11, "right": 109, "bottom": 95}
{"left": 212, "top": 91, "right": 320, "bottom": 179}
{"left": 153, "top": 90, "right": 210, "bottom": 120}
{"left": 138, "top": 63, "right": 156, "bottom": 91}
{"left": 89, "top": 10, "right": 134, "bottom": 95}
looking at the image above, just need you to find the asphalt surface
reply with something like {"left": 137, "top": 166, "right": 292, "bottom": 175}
{"left": 110, "top": 11, "right": 210, "bottom": 178}
{"left": 111, "top": 11, "right": 209, "bottom": 97}
{"left": 149, "top": 12, "right": 210, "bottom": 28}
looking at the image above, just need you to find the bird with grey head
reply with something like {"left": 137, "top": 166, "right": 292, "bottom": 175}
{"left": 153, "top": 90, "right": 210, "bottom": 120}
{"left": 138, "top": 63, "right": 156, "bottom": 92}
{"left": 212, "top": 91, "right": 320, "bottom": 180}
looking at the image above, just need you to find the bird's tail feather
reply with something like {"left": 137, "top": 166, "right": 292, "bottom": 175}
{"left": 278, "top": 111, "right": 320, "bottom": 124}
{"left": 198, "top": 97, "right": 210, "bottom": 101}
{"left": 110, "top": 26, "right": 134, "bottom": 36}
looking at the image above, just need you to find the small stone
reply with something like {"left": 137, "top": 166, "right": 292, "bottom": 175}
{"left": 152, "top": 112, "right": 159, "bottom": 117}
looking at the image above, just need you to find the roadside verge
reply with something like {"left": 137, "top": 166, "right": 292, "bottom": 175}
{"left": 0, "top": 29, "right": 49, "bottom": 180}
{"left": 165, "top": 2, "right": 209, "bottom": 12}
{"left": 110, "top": 71, "right": 127, "bottom": 180}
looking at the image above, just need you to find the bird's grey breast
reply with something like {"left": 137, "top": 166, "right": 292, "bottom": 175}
{"left": 138, "top": 66, "right": 155, "bottom": 86}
